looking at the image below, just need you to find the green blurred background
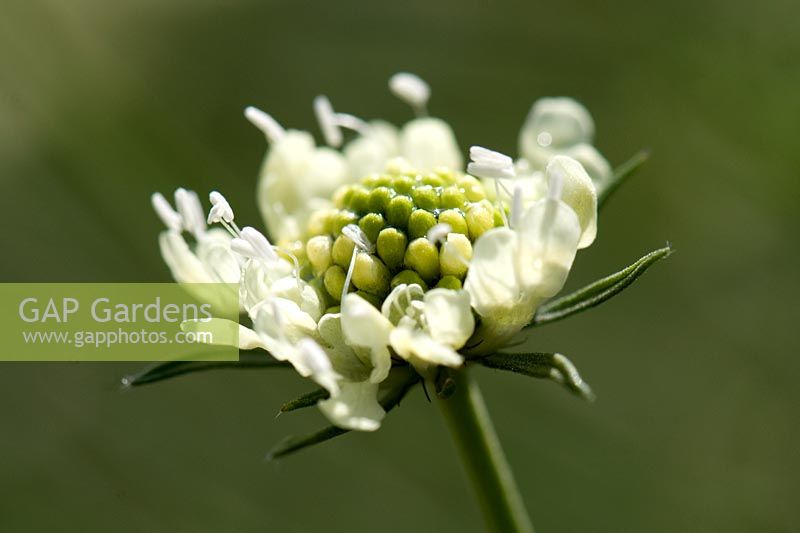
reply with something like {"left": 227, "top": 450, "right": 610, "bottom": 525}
{"left": 1, "top": 0, "right": 798, "bottom": 531}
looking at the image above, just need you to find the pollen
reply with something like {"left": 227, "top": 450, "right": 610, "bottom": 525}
{"left": 305, "top": 166, "right": 504, "bottom": 306}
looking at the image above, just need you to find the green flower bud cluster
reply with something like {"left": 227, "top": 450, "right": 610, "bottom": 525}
{"left": 305, "top": 167, "right": 504, "bottom": 307}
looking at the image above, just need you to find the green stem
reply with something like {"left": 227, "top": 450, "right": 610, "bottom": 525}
{"left": 437, "top": 368, "right": 534, "bottom": 533}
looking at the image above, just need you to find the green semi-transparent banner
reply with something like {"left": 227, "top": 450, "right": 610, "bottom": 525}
{"left": 0, "top": 283, "right": 240, "bottom": 361}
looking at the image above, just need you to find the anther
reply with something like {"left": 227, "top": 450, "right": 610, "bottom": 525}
{"left": 244, "top": 106, "right": 286, "bottom": 144}
{"left": 151, "top": 192, "right": 183, "bottom": 232}
{"left": 207, "top": 190, "right": 241, "bottom": 238}
{"left": 231, "top": 226, "right": 278, "bottom": 262}
{"left": 389, "top": 72, "right": 430, "bottom": 117}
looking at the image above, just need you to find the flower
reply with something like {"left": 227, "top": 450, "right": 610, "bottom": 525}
{"left": 517, "top": 97, "right": 613, "bottom": 187}
{"left": 152, "top": 73, "right": 607, "bottom": 432}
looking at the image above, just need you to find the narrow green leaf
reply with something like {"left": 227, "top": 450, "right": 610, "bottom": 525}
{"left": 267, "top": 367, "right": 420, "bottom": 460}
{"left": 280, "top": 388, "right": 330, "bottom": 413}
{"left": 479, "top": 352, "right": 594, "bottom": 401}
{"left": 598, "top": 149, "right": 650, "bottom": 208}
{"left": 121, "top": 351, "right": 289, "bottom": 387}
{"left": 531, "top": 245, "right": 672, "bottom": 327}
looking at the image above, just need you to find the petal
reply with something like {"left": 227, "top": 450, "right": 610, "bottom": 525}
{"left": 251, "top": 297, "right": 319, "bottom": 356}
{"left": 269, "top": 277, "right": 324, "bottom": 322}
{"left": 316, "top": 313, "right": 372, "bottom": 382}
{"left": 158, "top": 231, "right": 213, "bottom": 283}
{"left": 257, "top": 130, "right": 349, "bottom": 242}
{"left": 546, "top": 155, "right": 598, "bottom": 249}
{"left": 389, "top": 326, "right": 463, "bottom": 370}
{"left": 564, "top": 143, "right": 613, "bottom": 187}
{"left": 318, "top": 381, "right": 385, "bottom": 432}
{"left": 518, "top": 97, "right": 595, "bottom": 167}
{"left": 423, "top": 289, "right": 475, "bottom": 349}
{"left": 239, "top": 259, "right": 294, "bottom": 312}
{"left": 516, "top": 199, "right": 581, "bottom": 298}
{"left": 344, "top": 120, "right": 399, "bottom": 179}
{"left": 399, "top": 117, "right": 463, "bottom": 171}
{"left": 296, "top": 338, "right": 340, "bottom": 395}
{"left": 380, "top": 282, "right": 425, "bottom": 325}
{"left": 195, "top": 228, "right": 241, "bottom": 284}
{"left": 180, "top": 318, "right": 264, "bottom": 351}
{"left": 341, "top": 293, "right": 393, "bottom": 348}
{"left": 464, "top": 228, "right": 521, "bottom": 316}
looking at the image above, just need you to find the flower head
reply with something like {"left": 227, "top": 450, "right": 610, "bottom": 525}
{"left": 149, "top": 72, "right": 666, "bottom": 440}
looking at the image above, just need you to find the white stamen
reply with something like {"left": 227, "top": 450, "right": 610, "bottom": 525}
{"left": 389, "top": 72, "right": 430, "bottom": 116}
{"left": 244, "top": 106, "right": 286, "bottom": 143}
{"left": 314, "top": 95, "right": 343, "bottom": 147}
{"left": 342, "top": 246, "right": 358, "bottom": 303}
{"left": 426, "top": 223, "right": 452, "bottom": 245}
{"left": 467, "top": 146, "right": 516, "bottom": 180}
{"left": 276, "top": 247, "right": 303, "bottom": 290}
{"left": 548, "top": 167, "right": 564, "bottom": 200}
{"left": 151, "top": 192, "right": 182, "bottom": 232}
{"left": 232, "top": 226, "right": 278, "bottom": 262}
{"left": 207, "top": 191, "right": 235, "bottom": 224}
{"left": 511, "top": 183, "right": 524, "bottom": 229}
{"left": 342, "top": 224, "right": 375, "bottom": 253}
{"left": 537, "top": 131, "right": 553, "bottom": 147}
{"left": 174, "top": 188, "right": 207, "bottom": 239}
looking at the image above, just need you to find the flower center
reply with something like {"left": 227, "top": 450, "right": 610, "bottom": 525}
{"left": 304, "top": 164, "right": 505, "bottom": 309}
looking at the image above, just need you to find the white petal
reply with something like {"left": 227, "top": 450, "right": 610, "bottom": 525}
{"left": 251, "top": 297, "right": 319, "bottom": 361}
{"left": 318, "top": 381, "right": 385, "bottom": 432}
{"left": 317, "top": 313, "right": 372, "bottom": 382}
{"left": 518, "top": 97, "right": 595, "bottom": 167}
{"left": 158, "top": 231, "right": 213, "bottom": 283}
{"left": 515, "top": 199, "right": 581, "bottom": 298}
{"left": 296, "top": 338, "right": 340, "bottom": 395}
{"left": 546, "top": 156, "right": 598, "bottom": 249}
{"left": 423, "top": 289, "right": 475, "bottom": 349}
{"left": 380, "top": 283, "right": 425, "bottom": 325}
{"left": 195, "top": 228, "right": 241, "bottom": 284}
{"left": 341, "top": 293, "right": 393, "bottom": 348}
{"left": 464, "top": 228, "right": 521, "bottom": 316}
{"left": 564, "top": 143, "right": 613, "bottom": 187}
{"left": 257, "top": 130, "right": 350, "bottom": 242}
{"left": 344, "top": 120, "right": 399, "bottom": 179}
{"left": 399, "top": 117, "right": 463, "bottom": 171}
{"left": 389, "top": 326, "right": 463, "bottom": 369}
{"left": 181, "top": 318, "right": 265, "bottom": 351}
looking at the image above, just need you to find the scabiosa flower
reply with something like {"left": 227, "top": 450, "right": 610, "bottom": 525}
{"left": 144, "top": 72, "right": 668, "bottom": 446}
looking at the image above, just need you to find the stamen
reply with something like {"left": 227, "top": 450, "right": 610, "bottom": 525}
{"left": 276, "top": 247, "right": 303, "bottom": 290}
{"left": 494, "top": 181, "right": 509, "bottom": 228}
{"left": 389, "top": 72, "right": 430, "bottom": 117}
{"left": 548, "top": 167, "right": 564, "bottom": 200}
{"left": 244, "top": 106, "right": 286, "bottom": 144}
{"left": 174, "top": 188, "right": 207, "bottom": 239}
{"left": 151, "top": 192, "right": 182, "bottom": 232}
{"left": 467, "top": 146, "right": 516, "bottom": 180}
{"left": 342, "top": 246, "right": 358, "bottom": 303}
{"left": 426, "top": 223, "right": 452, "bottom": 245}
{"left": 207, "top": 191, "right": 234, "bottom": 224}
{"left": 342, "top": 224, "right": 375, "bottom": 253}
{"left": 314, "top": 95, "right": 343, "bottom": 148}
{"left": 510, "top": 183, "right": 524, "bottom": 229}
{"left": 231, "top": 226, "right": 278, "bottom": 262}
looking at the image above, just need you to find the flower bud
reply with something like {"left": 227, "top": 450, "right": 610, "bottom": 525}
{"left": 386, "top": 195, "right": 414, "bottom": 228}
{"left": 352, "top": 253, "right": 391, "bottom": 296}
{"left": 376, "top": 228, "right": 408, "bottom": 271}
{"left": 391, "top": 270, "right": 428, "bottom": 291}
{"left": 405, "top": 238, "right": 440, "bottom": 283}
{"left": 466, "top": 200, "right": 497, "bottom": 240}
{"left": 437, "top": 209, "right": 468, "bottom": 235}
{"left": 440, "top": 233, "right": 472, "bottom": 279}
{"left": 324, "top": 265, "right": 349, "bottom": 302}
{"left": 408, "top": 209, "right": 437, "bottom": 240}
{"left": 306, "top": 235, "right": 333, "bottom": 275}
{"left": 332, "top": 234, "right": 356, "bottom": 268}
{"left": 358, "top": 213, "right": 386, "bottom": 244}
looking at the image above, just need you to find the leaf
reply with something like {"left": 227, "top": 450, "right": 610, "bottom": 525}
{"left": 598, "top": 149, "right": 650, "bottom": 208}
{"left": 479, "top": 352, "right": 594, "bottom": 401}
{"left": 121, "top": 351, "right": 289, "bottom": 387}
{"left": 280, "top": 388, "right": 330, "bottom": 413}
{"left": 266, "top": 367, "right": 420, "bottom": 460}
{"left": 531, "top": 245, "right": 673, "bottom": 327}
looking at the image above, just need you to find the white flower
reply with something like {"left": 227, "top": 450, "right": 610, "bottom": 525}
{"left": 341, "top": 284, "right": 474, "bottom": 378}
{"left": 154, "top": 72, "right": 609, "bottom": 433}
{"left": 151, "top": 189, "right": 240, "bottom": 310}
{"left": 518, "top": 97, "right": 612, "bottom": 186}
{"left": 465, "top": 158, "right": 590, "bottom": 349}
